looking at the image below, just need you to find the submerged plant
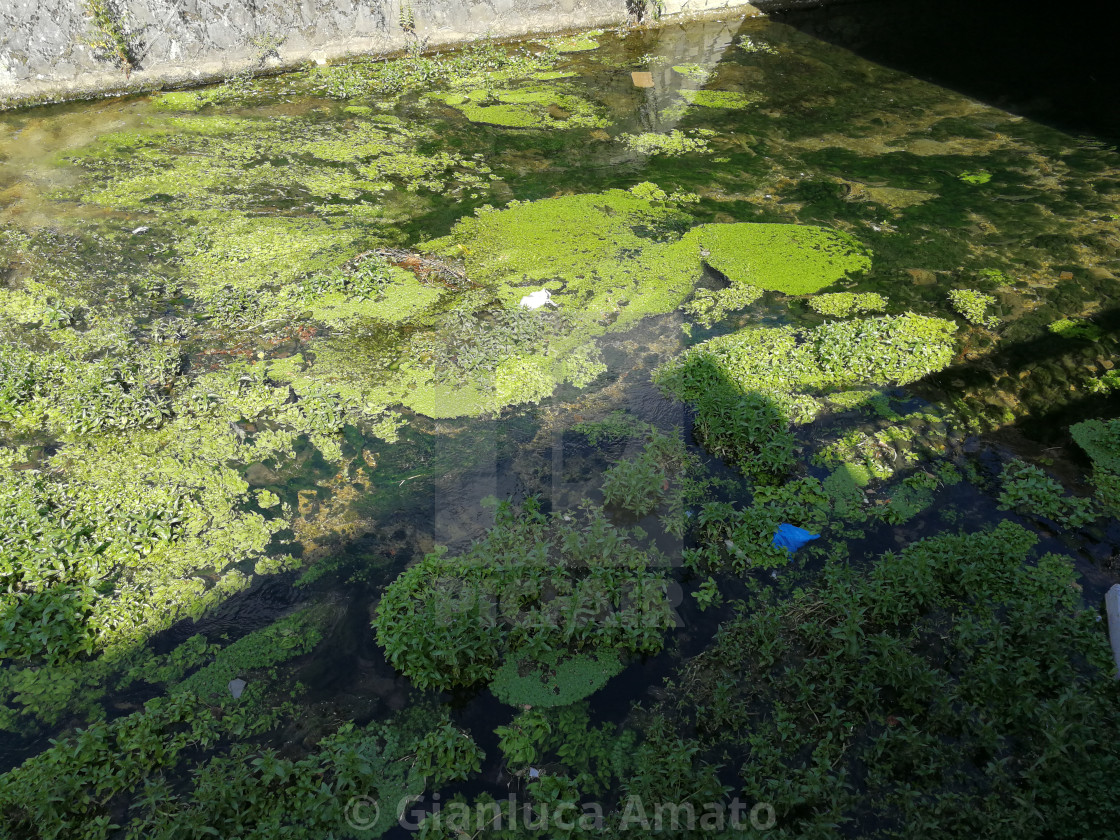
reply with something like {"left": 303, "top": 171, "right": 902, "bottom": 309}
{"left": 948, "top": 288, "right": 999, "bottom": 327}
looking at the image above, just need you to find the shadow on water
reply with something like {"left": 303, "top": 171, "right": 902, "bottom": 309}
{"left": 757, "top": 0, "right": 1120, "bottom": 143}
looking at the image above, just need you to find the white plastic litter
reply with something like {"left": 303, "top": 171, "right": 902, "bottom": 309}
{"left": 131, "top": 226, "right": 150, "bottom": 235}
{"left": 528, "top": 767, "right": 541, "bottom": 779}
{"left": 518, "top": 289, "right": 556, "bottom": 310}
{"left": 1105, "top": 584, "right": 1120, "bottom": 679}
{"left": 228, "top": 678, "right": 247, "bottom": 699}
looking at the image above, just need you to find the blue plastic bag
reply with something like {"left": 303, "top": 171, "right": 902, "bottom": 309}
{"left": 772, "top": 523, "right": 819, "bottom": 554}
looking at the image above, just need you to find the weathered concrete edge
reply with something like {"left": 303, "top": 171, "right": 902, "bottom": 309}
{"left": 0, "top": 2, "right": 763, "bottom": 112}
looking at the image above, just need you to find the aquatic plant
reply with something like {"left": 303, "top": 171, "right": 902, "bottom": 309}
{"left": 655, "top": 314, "right": 957, "bottom": 474}
{"left": 691, "top": 477, "right": 830, "bottom": 572}
{"left": 681, "top": 282, "right": 763, "bottom": 328}
{"left": 678, "top": 89, "right": 759, "bottom": 109}
{"left": 1049, "top": 317, "right": 1103, "bottom": 340}
{"left": 489, "top": 648, "right": 624, "bottom": 707}
{"left": 808, "top": 291, "right": 887, "bottom": 317}
{"left": 685, "top": 223, "right": 872, "bottom": 295}
{"left": 693, "top": 577, "right": 723, "bottom": 611}
{"left": 662, "top": 522, "right": 1120, "bottom": 837}
{"left": 1070, "top": 418, "right": 1120, "bottom": 511}
{"left": 413, "top": 720, "right": 486, "bottom": 785}
{"left": 948, "top": 288, "right": 1000, "bottom": 327}
{"left": 374, "top": 499, "right": 673, "bottom": 693}
{"left": 958, "top": 170, "right": 992, "bottom": 184}
{"left": 430, "top": 87, "right": 607, "bottom": 129}
{"left": 997, "top": 460, "right": 1097, "bottom": 528}
{"left": 737, "top": 35, "right": 778, "bottom": 55}
{"left": 620, "top": 129, "right": 714, "bottom": 156}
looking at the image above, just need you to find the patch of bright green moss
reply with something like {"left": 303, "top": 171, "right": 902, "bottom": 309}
{"left": 682, "top": 223, "right": 872, "bottom": 295}
{"left": 678, "top": 89, "right": 759, "bottom": 109}
{"left": 656, "top": 313, "right": 957, "bottom": 428}
{"left": 672, "top": 64, "right": 709, "bottom": 81}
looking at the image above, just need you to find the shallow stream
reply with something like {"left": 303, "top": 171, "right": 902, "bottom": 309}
{"left": 2, "top": 13, "right": 1120, "bottom": 839}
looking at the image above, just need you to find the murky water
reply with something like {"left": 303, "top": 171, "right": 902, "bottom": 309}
{"left": 2, "top": 13, "right": 1119, "bottom": 838}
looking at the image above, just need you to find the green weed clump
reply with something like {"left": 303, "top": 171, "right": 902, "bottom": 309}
{"left": 665, "top": 522, "right": 1120, "bottom": 837}
{"left": 678, "top": 89, "right": 760, "bottom": 109}
{"left": 690, "top": 477, "right": 830, "bottom": 572}
{"left": 997, "top": 460, "right": 1097, "bottom": 528}
{"left": 655, "top": 314, "right": 957, "bottom": 475}
{"left": 619, "top": 129, "right": 714, "bottom": 156}
{"left": 1049, "top": 317, "right": 1103, "bottom": 340}
{"left": 490, "top": 648, "right": 624, "bottom": 708}
{"left": 600, "top": 429, "right": 711, "bottom": 536}
{"left": 374, "top": 498, "right": 674, "bottom": 693}
{"left": 681, "top": 282, "right": 763, "bottom": 328}
{"left": 1071, "top": 417, "right": 1120, "bottom": 511}
{"left": 686, "top": 223, "right": 872, "bottom": 295}
{"left": 808, "top": 291, "right": 887, "bottom": 317}
{"left": 431, "top": 87, "right": 607, "bottom": 129}
{"left": 948, "top": 288, "right": 1000, "bottom": 327}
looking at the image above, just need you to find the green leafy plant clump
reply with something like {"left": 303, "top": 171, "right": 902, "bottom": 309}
{"left": 665, "top": 522, "right": 1120, "bottom": 837}
{"left": 948, "top": 288, "right": 1000, "bottom": 327}
{"left": 681, "top": 282, "right": 763, "bottom": 328}
{"left": 430, "top": 87, "right": 607, "bottom": 129}
{"left": 808, "top": 291, "right": 887, "bottom": 317}
{"left": 373, "top": 498, "right": 674, "bottom": 693}
{"left": 997, "top": 460, "right": 1097, "bottom": 528}
{"left": 619, "top": 129, "right": 715, "bottom": 157}
{"left": 1071, "top": 418, "right": 1120, "bottom": 511}
{"left": 654, "top": 313, "right": 958, "bottom": 475}
{"left": 1049, "top": 317, "right": 1103, "bottom": 340}
{"left": 489, "top": 648, "right": 624, "bottom": 707}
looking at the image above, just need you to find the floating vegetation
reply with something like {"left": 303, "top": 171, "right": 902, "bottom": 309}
{"left": 619, "top": 129, "right": 714, "bottom": 156}
{"left": 678, "top": 88, "right": 759, "bottom": 109}
{"left": 1050, "top": 316, "right": 1103, "bottom": 340}
{"left": 687, "top": 223, "right": 872, "bottom": 294}
{"left": 808, "top": 291, "right": 888, "bottom": 317}
{"left": 430, "top": 86, "right": 607, "bottom": 129}
{"left": 490, "top": 648, "right": 624, "bottom": 707}
{"left": 681, "top": 281, "right": 764, "bottom": 327}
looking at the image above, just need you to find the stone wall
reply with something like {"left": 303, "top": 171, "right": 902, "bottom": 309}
{"left": 0, "top": 0, "right": 762, "bottom": 108}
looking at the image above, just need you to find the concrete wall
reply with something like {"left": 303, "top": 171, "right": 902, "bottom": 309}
{"left": 0, "top": 0, "right": 762, "bottom": 109}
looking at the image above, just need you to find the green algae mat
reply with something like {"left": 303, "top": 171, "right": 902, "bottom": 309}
{"left": 3, "top": 16, "right": 1120, "bottom": 840}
